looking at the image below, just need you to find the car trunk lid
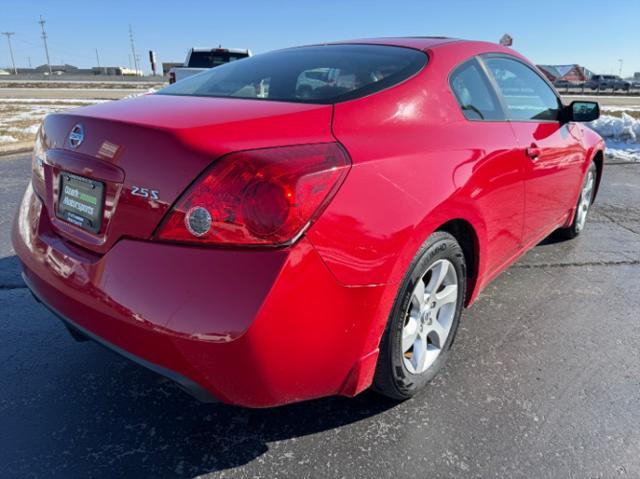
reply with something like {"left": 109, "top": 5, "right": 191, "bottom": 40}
{"left": 37, "top": 94, "right": 334, "bottom": 254}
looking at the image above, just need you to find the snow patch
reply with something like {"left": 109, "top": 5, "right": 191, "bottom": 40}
{"left": 588, "top": 114, "right": 640, "bottom": 162}
{"left": 122, "top": 88, "right": 156, "bottom": 99}
{"left": 6, "top": 124, "right": 40, "bottom": 135}
{"left": 0, "top": 102, "right": 102, "bottom": 145}
{"left": 601, "top": 105, "right": 640, "bottom": 113}
{"left": 589, "top": 113, "right": 640, "bottom": 142}
{"left": 602, "top": 140, "right": 640, "bottom": 162}
{"left": 0, "top": 98, "right": 109, "bottom": 104}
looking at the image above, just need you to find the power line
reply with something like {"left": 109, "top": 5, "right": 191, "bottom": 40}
{"left": 38, "top": 14, "right": 52, "bottom": 74}
{"left": 1, "top": 32, "right": 17, "bottom": 74}
{"left": 13, "top": 36, "right": 98, "bottom": 65}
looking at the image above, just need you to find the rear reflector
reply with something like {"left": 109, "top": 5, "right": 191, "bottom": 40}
{"left": 155, "top": 143, "right": 350, "bottom": 246}
{"left": 186, "top": 206, "right": 212, "bottom": 237}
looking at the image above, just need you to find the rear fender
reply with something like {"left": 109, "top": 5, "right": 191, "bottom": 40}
{"left": 388, "top": 197, "right": 488, "bottom": 307}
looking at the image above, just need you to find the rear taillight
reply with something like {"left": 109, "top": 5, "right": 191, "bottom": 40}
{"left": 155, "top": 143, "right": 350, "bottom": 246}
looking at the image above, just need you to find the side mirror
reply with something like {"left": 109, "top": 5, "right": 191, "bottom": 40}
{"left": 564, "top": 101, "right": 600, "bottom": 122}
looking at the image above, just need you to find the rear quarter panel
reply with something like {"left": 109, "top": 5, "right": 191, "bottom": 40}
{"left": 308, "top": 42, "right": 528, "bottom": 296}
{"left": 580, "top": 123, "right": 606, "bottom": 199}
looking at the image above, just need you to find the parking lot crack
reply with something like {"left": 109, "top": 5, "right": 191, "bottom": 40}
{"left": 515, "top": 259, "right": 640, "bottom": 269}
{"left": 597, "top": 211, "right": 640, "bottom": 236}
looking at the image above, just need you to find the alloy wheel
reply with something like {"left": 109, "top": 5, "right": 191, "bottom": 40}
{"left": 402, "top": 259, "right": 459, "bottom": 374}
{"left": 576, "top": 169, "right": 595, "bottom": 232}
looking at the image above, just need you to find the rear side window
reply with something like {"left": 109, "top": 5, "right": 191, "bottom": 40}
{"left": 483, "top": 56, "right": 561, "bottom": 121}
{"left": 450, "top": 59, "right": 504, "bottom": 120}
{"left": 158, "top": 45, "right": 427, "bottom": 104}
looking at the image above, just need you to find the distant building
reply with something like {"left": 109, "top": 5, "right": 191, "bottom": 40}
{"left": 634, "top": 72, "right": 640, "bottom": 81}
{"left": 91, "top": 66, "right": 143, "bottom": 76}
{"left": 91, "top": 66, "right": 134, "bottom": 76}
{"left": 119, "top": 68, "right": 143, "bottom": 77}
{"left": 35, "top": 63, "right": 78, "bottom": 74}
{"left": 537, "top": 64, "right": 593, "bottom": 83}
{"left": 2, "top": 65, "right": 148, "bottom": 77}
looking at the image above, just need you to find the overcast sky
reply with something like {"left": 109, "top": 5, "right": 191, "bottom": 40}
{"left": 2, "top": 0, "right": 639, "bottom": 76}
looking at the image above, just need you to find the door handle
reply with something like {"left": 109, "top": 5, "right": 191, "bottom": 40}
{"left": 526, "top": 144, "right": 541, "bottom": 160}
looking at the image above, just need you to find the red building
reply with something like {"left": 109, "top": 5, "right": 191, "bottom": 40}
{"left": 536, "top": 64, "right": 593, "bottom": 83}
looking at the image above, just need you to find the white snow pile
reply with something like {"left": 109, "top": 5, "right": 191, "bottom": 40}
{"left": 587, "top": 113, "right": 640, "bottom": 162}
{"left": 6, "top": 124, "right": 40, "bottom": 135}
{"left": 0, "top": 101, "right": 103, "bottom": 146}
{"left": 601, "top": 105, "right": 640, "bottom": 113}
{"left": 589, "top": 113, "right": 640, "bottom": 141}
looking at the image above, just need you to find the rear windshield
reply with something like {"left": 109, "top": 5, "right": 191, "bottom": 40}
{"left": 187, "top": 51, "right": 249, "bottom": 68}
{"left": 158, "top": 44, "right": 427, "bottom": 104}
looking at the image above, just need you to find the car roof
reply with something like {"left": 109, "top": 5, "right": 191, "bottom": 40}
{"left": 328, "top": 36, "right": 462, "bottom": 50}
{"left": 326, "top": 37, "right": 518, "bottom": 55}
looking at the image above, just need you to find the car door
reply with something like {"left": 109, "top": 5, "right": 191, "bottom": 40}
{"left": 449, "top": 58, "right": 526, "bottom": 275}
{"left": 481, "top": 55, "right": 585, "bottom": 243}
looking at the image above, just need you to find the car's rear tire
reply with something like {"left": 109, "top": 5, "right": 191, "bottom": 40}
{"left": 372, "top": 231, "right": 466, "bottom": 400}
{"left": 556, "top": 161, "right": 597, "bottom": 240}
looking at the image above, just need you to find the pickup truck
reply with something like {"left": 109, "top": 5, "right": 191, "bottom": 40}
{"left": 169, "top": 47, "right": 251, "bottom": 84}
{"left": 585, "top": 74, "right": 631, "bottom": 91}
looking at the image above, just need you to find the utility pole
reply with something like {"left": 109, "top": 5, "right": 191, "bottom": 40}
{"left": 129, "top": 24, "right": 139, "bottom": 75}
{"left": 27, "top": 56, "right": 32, "bottom": 68}
{"left": 1, "top": 32, "right": 17, "bottom": 74}
{"left": 95, "top": 48, "right": 106, "bottom": 74}
{"left": 38, "top": 15, "right": 52, "bottom": 74}
{"left": 618, "top": 59, "right": 623, "bottom": 77}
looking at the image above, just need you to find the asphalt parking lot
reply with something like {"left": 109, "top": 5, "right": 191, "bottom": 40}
{"left": 1, "top": 153, "right": 639, "bottom": 478}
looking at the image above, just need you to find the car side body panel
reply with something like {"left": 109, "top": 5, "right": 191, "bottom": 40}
{"left": 309, "top": 42, "right": 530, "bottom": 299}
{"left": 509, "top": 121, "right": 588, "bottom": 241}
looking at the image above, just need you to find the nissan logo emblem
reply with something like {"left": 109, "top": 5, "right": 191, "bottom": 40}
{"left": 68, "top": 124, "right": 84, "bottom": 149}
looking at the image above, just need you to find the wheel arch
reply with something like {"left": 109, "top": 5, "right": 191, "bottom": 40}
{"left": 435, "top": 218, "right": 480, "bottom": 306}
{"left": 591, "top": 149, "right": 604, "bottom": 202}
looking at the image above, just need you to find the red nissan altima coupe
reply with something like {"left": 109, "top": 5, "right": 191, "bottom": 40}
{"left": 13, "top": 37, "right": 604, "bottom": 407}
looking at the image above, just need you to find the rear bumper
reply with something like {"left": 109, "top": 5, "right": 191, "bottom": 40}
{"left": 23, "top": 272, "right": 217, "bottom": 403}
{"left": 13, "top": 183, "right": 390, "bottom": 407}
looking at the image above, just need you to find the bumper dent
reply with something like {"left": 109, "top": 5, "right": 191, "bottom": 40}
{"left": 23, "top": 272, "right": 218, "bottom": 403}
